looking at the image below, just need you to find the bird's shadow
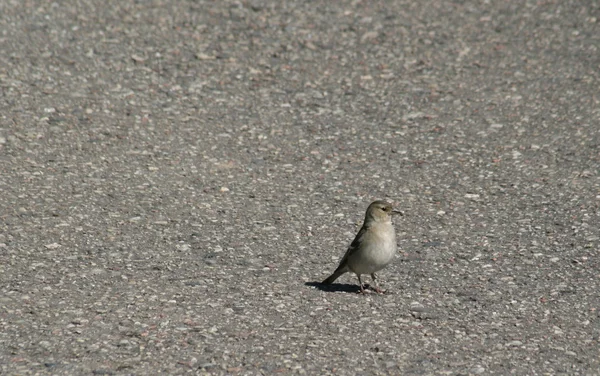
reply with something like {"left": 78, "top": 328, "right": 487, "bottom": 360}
{"left": 305, "top": 281, "right": 361, "bottom": 293}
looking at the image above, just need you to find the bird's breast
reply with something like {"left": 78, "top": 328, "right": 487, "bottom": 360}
{"left": 348, "top": 223, "right": 397, "bottom": 274}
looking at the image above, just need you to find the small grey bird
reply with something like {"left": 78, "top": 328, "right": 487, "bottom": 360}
{"left": 322, "top": 200, "right": 402, "bottom": 294}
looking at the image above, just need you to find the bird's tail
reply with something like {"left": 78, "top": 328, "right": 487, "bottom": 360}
{"left": 322, "top": 268, "right": 346, "bottom": 284}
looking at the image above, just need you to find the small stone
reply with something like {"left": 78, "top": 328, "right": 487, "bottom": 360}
{"left": 410, "top": 302, "right": 426, "bottom": 312}
{"left": 176, "top": 244, "right": 191, "bottom": 251}
{"left": 90, "top": 268, "right": 106, "bottom": 275}
{"left": 360, "top": 31, "right": 379, "bottom": 43}
{"left": 196, "top": 52, "right": 215, "bottom": 60}
{"left": 39, "top": 340, "right": 52, "bottom": 350}
{"left": 472, "top": 365, "right": 485, "bottom": 374}
{"left": 403, "top": 112, "right": 425, "bottom": 121}
{"left": 131, "top": 54, "right": 145, "bottom": 63}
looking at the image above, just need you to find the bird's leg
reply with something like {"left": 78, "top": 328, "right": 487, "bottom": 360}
{"left": 370, "top": 273, "right": 385, "bottom": 294}
{"left": 357, "top": 275, "right": 367, "bottom": 294}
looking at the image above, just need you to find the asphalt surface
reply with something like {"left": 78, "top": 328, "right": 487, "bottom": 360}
{"left": 1, "top": 0, "right": 599, "bottom": 375}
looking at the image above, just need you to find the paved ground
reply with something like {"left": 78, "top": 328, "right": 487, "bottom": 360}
{"left": 1, "top": 0, "right": 599, "bottom": 375}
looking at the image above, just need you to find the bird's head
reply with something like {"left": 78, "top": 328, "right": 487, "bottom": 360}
{"left": 365, "top": 200, "right": 403, "bottom": 223}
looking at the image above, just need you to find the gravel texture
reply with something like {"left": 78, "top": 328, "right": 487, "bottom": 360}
{"left": 1, "top": 0, "right": 599, "bottom": 375}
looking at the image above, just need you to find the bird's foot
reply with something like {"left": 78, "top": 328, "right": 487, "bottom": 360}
{"left": 358, "top": 284, "right": 370, "bottom": 294}
{"left": 371, "top": 285, "right": 386, "bottom": 294}
{"left": 357, "top": 284, "right": 386, "bottom": 294}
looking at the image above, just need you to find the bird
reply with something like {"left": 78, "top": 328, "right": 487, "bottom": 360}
{"left": 322, "top": 200, "right": 402, "bottom": 294}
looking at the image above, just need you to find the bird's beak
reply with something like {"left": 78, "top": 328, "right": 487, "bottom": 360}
{"left": 392, "top": 209, "right": 404, "bottom": 216}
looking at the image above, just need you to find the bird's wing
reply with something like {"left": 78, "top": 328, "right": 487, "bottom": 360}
{"left": 334, "top": 223, "right": 369, "bottom": 271}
